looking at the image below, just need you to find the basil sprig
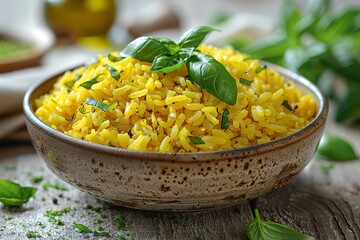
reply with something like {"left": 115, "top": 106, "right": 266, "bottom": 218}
{"left": 119, "top": 26, "right": 237, "bottom": 105}
{"left": 0, "top": 179, "right": 37, "bottom": 207}
{"left": 247, "top": 209, "right": 314, "bottom": 240}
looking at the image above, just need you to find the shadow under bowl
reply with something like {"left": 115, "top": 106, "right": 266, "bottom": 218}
{"left": 23, "top": 63, "right": 328, "bottom": 212}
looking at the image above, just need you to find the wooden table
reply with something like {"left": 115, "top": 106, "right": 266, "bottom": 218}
{"left": 1, "top": 106, "right": 360, "bottom": 240}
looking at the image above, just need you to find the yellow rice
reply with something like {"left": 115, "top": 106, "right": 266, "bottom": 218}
{"left": 35, "top": 45, "right": 317, "bottom": 152}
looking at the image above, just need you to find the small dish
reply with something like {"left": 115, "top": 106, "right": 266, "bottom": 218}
{"left": 0, "top": 25, "right": 55, "bottom": 73}
{"left": 23, "top": 63, "right": 328, "bottom": 212}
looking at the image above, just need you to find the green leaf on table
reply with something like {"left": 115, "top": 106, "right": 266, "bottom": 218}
{"left": 73, "top": 222, "right": 93, "bottom": 233}
{"left": 119, "top": 36, "right": 170, "bottom": 62}
{"left": 178, "top": 25, "right": 219, "bottom": 49}
{"left": 316, "top": 133, "right": 357, "bottom": 161}
{"left": 187, "top": 53, "right": 237, "bottom": 105}
{"left": 246, "top": 209, "right": 314, "bottom": 240}
{"left": 0, "top": 180, "right": 37, "bottom": 207}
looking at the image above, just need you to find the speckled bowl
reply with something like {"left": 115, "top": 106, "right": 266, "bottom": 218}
{"left": 23, "top": 63, "right": 328, "bottom": 212}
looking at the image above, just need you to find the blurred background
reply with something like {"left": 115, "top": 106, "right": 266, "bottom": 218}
{"left": 0, "top": 0, "right": 360, "bottom": 141}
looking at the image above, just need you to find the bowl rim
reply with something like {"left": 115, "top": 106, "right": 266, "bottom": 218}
{"left": 23, "top": 62, "right": 328, "bottom": 162}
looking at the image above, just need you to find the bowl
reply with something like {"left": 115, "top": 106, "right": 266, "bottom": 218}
{"left": 23, "top": 63, "right": 328, "bottom": 212}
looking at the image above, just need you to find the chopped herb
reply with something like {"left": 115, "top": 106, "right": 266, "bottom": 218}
{"left": 30, "top": 176, "right": 44, "bottom": 184}
{"left": 100, "top": 212, "right": 108, "bottom": 219}
{"left": 239, "top": 77, "right": 253, "bottom": 86}
{"left": 98, "top": 226, "right": 104, "bottom": 231}
{"left": 188, "top": 136, "right": 205, "bottom": 144}
{"left": 84, "top": 204, "right": 102, "bottom": 213}
{"left": 255, "top": 65, "right": 267, "bottom": 73}
{"left": 42, "top": 181, "right": 68, "bottom": 191}
{"left": 108, "top": 53, "right": 123, "bottom": 62}
{"left": 84, "top": 98, "right": 117, "bottom": 112}
{"left": 78, "top": 104, "right": 90, "bottom": 114}
{"left": 94, "top": 231, "right": 111, "bottom": 237}
{"left": 73, "top": 222, "right": 92, "bottom": 233}
{"left": 0, "top": 179, "right": 37, "bottom": 207}
{"left": 35, "top": 221, "right": 46, "bottom": 228}
{"left": 94, "top": 218, "right": 103, "bottom": 225}
{"left": 65, "top": 114, "right": 75, "bottom": 122}
{"left": 221, "top": 109, "right": 230, "bottom": 130}
{"left": 64, "top": 80, "right": 76, "bottom": 88}
{"left": 26, "top": 230, "right": 41, "bottom": 238}
{"left": 282, "top": 100, "right": 293, "bottom": 111}
{"left": 116, "top": 215, "right": 126, "bottom": 230}
{"left": 5, "top": 215, "right": 13, "bottom": 221}
{"left": 246, "top": 209, "right": 314, "bottom": 240}
{"left": 104, "top": 64, "right": 120, "bottom": 80}
{"left": 79, "top": 73, "right": 104, "bottom": 89}
{"left": 44, "top": 207, "right": 71, "bottom": 217}
{"left": 320, "top": 163, "right": 334, "bottom": 175}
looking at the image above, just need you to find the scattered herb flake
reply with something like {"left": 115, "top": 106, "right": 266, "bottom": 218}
{"left": 84, "top": 204, "right": 102, "bottom": 213}
{"left": 94, "top": 231, "right": 111, "bottom": 237}
{"left": 73, "top": 222, "right": 93, "bottom": 233}
{"left": 108, "top": 53, "right": 123, "bottom": 62}
{"left": 30, "top": 176, "right": 44, "bottom": 184}
{"left": 0, "top": 179, "right": 37, "bottom": 207}
{"left": 255, "top": 65, "right": 267, "bottom": 74}
{"left": 35, "top": 221, "right": 46, "bottom": 229}
{"left": 221, "top": 109, "right": 230, "bottom": 130}
{"left": 42, "top": 181, "right": 68, "bottom": 191}
{"left": 79, "top": 73, "right": 104, "bottom": 90}
{"left": 5, "top": 215, "right": 13, "bottom": 221}
{"left": 188, "top": 136, "right": 205, "bottom": 145}
{"left": 239, "top": 77, "right": 253, "bottom": 86}
{"left": 26, "top": 230, "right": 41, "bottom": 238}
{"left": 116, "top": 215, "right": 126, "bottom": 230}
{"left": 104, "top": 64, "right": 120, "bottom": 80}
{"left": 282, "top": 100, "right": 293, "bottom": 111}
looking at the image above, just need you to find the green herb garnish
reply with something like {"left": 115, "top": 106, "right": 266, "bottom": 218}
{"left": 30, "top": 176, "right": 44, "bottom": 184}
{"left": 320, "top": 163, "right": 334, "bottom": 175}
{"left": 0, "top": 180, "right": 37, "bottom": 207}
{"left": 116, "top": 215, "right": 126, "bottom": 230}
{"left": 239, "top": 77, "right": 253, "bottom": 86}
{"left": 5, "top": 215, "right": 13, "bottom": 221}
{"left": 79, "top": 73, "right": 104, "bottom": 90}
{"left": 73, "top": 222, "right": 92, "bottom": 233}
{"left": 316, "top": 133, "right": 357, "bottom": 161}
{"left": 84, "top": 98, "right": 118, "bottom": 112}
{"left": 120, "top": 26, "right": 237, "bottom": 105}
{"left": 26, "top": 230, "right": 41, "bottom": 238}
{"left": 108, "top": 53, "right": 123, "bottom": 62}
{"left": 36, "top": 221, "right": 46, "bottom": 228}
{"left": 255, "top": 65, "right": 267, "bottom": 74}
{"left": 94, "top": 231, "right": 111, "bottom": 237}
{"left": 246, "top": 209, "right": 314, "bottom": 240}
{"left": 282, "top": 100, "right": 293, "bottom": 111}
{"left": 188, "top": 136, "right": 205, "bottom": 145}
{"left": 221, "top": 109, "right": 230, "bottom": 130}
{"left": 84, "top": 204, "right": 102, "bottom": 213}
{"left": 104, "top": 64, "right": 120, "bottom": 80}
{"left": 42, "top": 181, "right": 68, "bottom": 191}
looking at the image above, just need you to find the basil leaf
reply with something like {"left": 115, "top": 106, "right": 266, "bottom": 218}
{"left": 107, "top": 53, "right": 123, "bottom": 62}
{"left": 159, "top": 38, "right": 180, "bottom": 55}
{"left": 239, "top": 78, "right": 253, "bottom": 86}
{"left": 73, "top": 222, "right": 93, "bottom": 233}
{"left": 255, "top": 65, "right": 268, "bottom": 74}
{"left": 221, "top": 109, "right": 230, "bottom": 130}
{"left": 316, "top": 133, "right": 357, "bottom": 161}
{"left": 247, "top": 209, "right": 314, "bottom": 240}
{"left": 188, "top": 136, "right": 205, "bottom": 144}
{"left": 150, "top": 54, "right": 185, "bottom": 74}
{"left": 104, "top": 64, "right": 120, "bottom": 80}
{"left": 0, "top": 180, "right": 37, "bottom": 207}
{"left": 282, "top": 100, "right": 293, "bottom": 111}
{"left": 84, "top": 98, "right": 117, "bottom": 112}
{"left": 187, "top": 54, "right": 237, "bottom": 105}
{"left": 119, "top": 36, "right": 170, "bottom": 62}
{"left": 79, "top": 73, "right": 104, "bottom": 90}
{"left": 178, "top": 26, "right": 219, "bottom": 49}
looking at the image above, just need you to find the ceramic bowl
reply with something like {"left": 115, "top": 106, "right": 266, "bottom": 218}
{"left": 23, "top": 63, "right": 328, "bottom": 212}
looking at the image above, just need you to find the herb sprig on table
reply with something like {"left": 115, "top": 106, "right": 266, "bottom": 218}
{"left": 120, "top": 26, "right": 238, "bottom": 105}
{"left": 246, "top": 209, "right": 314, "bottom": 240}
{"left": 0, "top": 179, "right": 37, "bottom": 207}
{"left": 232, "top": 0, "right": 360, "bottom": 124}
